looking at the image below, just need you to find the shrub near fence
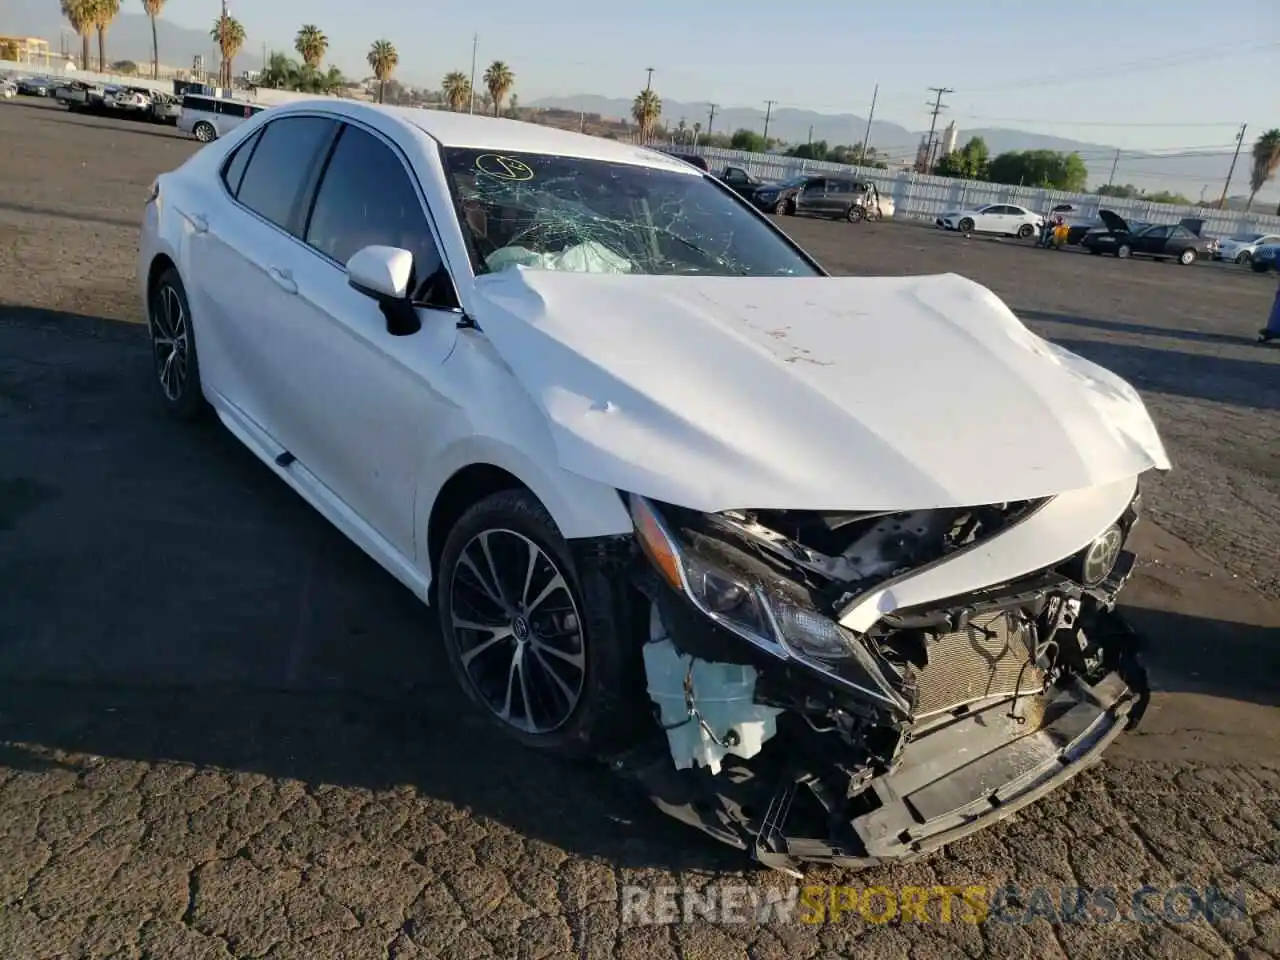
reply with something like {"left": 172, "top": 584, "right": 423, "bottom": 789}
{"left": 674, "top": 144, "right": 1280, "bottom": 237}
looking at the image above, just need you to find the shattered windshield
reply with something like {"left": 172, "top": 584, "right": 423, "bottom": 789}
{"left": 441, "top": 147, "right": 822, "bottom": 278}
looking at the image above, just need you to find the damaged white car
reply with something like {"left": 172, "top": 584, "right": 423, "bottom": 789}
{"left": 138, "top": 100, "right": 1170, "bottom": 875}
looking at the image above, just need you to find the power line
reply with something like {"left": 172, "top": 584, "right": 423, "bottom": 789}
{"left": 951, "top": 115, "right": 1243, "bottom": 129}
{"left": 962, "top": 40, "right": 1279, "bottom": 93}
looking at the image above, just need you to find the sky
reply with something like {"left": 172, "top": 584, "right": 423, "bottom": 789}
{"left": 158, "top": 0, "right": 1276, "bottom": 156}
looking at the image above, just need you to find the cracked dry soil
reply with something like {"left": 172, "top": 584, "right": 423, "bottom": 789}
{"left": 1, "top": 99, "right": 1278, "bottom": 959}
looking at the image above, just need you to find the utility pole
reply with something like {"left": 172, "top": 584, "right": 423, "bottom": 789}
{"left": 762, "top": 99, "right": 777, "bottom": 142}
{"left": 923, "top": 86, "right": 953, "bottom": 171}
{"left": 706, "top": 103, "right": 717, "bottom": 137}
{"left": 1107, "top": 148, "right": 1121, "bottom": 187}
{"left": 468, "top": 34, "right": 478, "bottom": 114}
{"left": 860, "top": 83, "right": 878, "bottom": 163}
{"left": 644, "top": 67, "right": 654, "bottom": 92}
{"left": 579, "top": 107, "right": 585, "bottom": 133}
{"left": 1219, "top": 123, "right": 1247, "bottom": 209}
{"left": 807, "top": 125, "right": 813, "bottom": 146}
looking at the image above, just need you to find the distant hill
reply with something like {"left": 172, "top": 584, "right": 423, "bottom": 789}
{"left": 531, "top": 95, "right": 1275, "bottom": 204}
{"left": 6, "top": 0, "right": 265, "bottom": 74}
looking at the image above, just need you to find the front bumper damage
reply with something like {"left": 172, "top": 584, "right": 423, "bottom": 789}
{"left": 608, "top": 491, "right": 1149, "bottom": 876}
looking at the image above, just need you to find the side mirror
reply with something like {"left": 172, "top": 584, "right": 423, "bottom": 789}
{"left": 346, "top": 245, "right": 420, "bottom": 336}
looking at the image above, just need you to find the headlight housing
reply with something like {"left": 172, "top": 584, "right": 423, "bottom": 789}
{"left": 629, "top": 496, "right": 864, "bottom": 664}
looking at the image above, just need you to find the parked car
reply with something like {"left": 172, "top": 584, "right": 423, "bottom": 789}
{"left": 750, "top": 175, "right": 819, "bottom": 214}
{"left": 670, "top": 153, "right": 709, "bottom": 172}
{"left": 791, "top": 176, "right": 893, "bottom": 222}
{"left": 106, "top": 86, "right": 154, "bottom": 113}
{"left": 139, "top": 100, "right": 1167, "bottom": 875}
{"left": 55, "top": 80, "right": 107, "bottom": 111}
{"left": 1, "top": 80, "right": 16, "bottom": 100}
{"left": 148, "top": 92, "right": 181, "bottom": 124}
{"left": 16, "top": 76, "right": 55, "bottom": 97}
{"left": 1080, "top": 210, "right": 1214, "bottom": 265}
{"left": 715, "top": 165, "right": 764, "bottom": 199}
{"left": 936, "top": 203, "right": 1043, "bottom": 239}
{"left": 177, "top": 92, "right": 266, "bottom": 142}
{"left": 1251, "top": 243, "right": 1280, "bottom": 274}
{"left": 1215, "top": 232, "right": 1280, "bottom": 266}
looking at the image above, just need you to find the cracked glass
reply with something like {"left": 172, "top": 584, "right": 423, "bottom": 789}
{"left": 441, "top": 147, "right": 823, "bottom": 278}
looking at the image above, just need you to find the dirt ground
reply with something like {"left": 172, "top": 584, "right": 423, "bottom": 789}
{"left": 1, "top": 98, "right": 1278, "bottom": 960}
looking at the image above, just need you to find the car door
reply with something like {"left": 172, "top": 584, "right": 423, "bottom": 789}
{"left": 1134, "top": 225, "right": 1170, "bottom": 256}
{"left": 795, "top": 178, "right": 826, "bottom": 216}
{"left": 256, "top": 120, "right": 463, "bottom": 558}
{"left": 826, "top": 178, "right": 853, "bottom": 216}
{"left": 185, "top": 115, "right": 340, "bottom": 434}
{"left": 982, "top": 204, "right": 1014, "bottom": 233}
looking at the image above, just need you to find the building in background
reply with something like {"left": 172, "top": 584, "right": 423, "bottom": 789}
{"left": 0, "top": 36, "right": 53, "bottom": 67}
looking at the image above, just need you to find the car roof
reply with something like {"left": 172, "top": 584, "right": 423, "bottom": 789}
{"left": 264, "top": 99, "right": 700, "bottom": 174}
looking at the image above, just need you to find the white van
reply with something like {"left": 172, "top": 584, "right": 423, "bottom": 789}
{"left": 177, "top": 94, "right": 266, "bottom": 143}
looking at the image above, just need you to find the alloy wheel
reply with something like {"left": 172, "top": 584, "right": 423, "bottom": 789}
{"left": 150, "top": 282, "right": 188, "bottom": 402}
{"left": 448, "top": 528, "right": 586, "bottom": 734}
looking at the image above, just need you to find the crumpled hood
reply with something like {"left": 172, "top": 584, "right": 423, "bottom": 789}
{"left": 469, "top": 270, "right": 1170, "bottom": 513}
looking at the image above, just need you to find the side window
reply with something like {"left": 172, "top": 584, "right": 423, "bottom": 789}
{"left": 827, "top": 180, "right": 849, "bottom": 194}
{"left": 1144, "top": 225, "right": 1170, "bottom": 239}
{"left": 802, "top": 179, "right": 824, "bottom": 194}
{"left": 220, "top": 128, "right": 261, "bottom": 197}
{"left": 235, "top": 116, "right": 337, "bottom": 231}
{"left": 304, "top": 124, "right": 452, "bottom": 306}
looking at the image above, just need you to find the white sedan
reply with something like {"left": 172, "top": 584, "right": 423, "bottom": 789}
{"left": 936, "top": 203, "right": 1043, "bottom": 238}
{"left": 1215, "top": 231, "right": 1280, "bottom": 265}
{"left": 139, "top": 100, "right": 1169, "bottom": 873}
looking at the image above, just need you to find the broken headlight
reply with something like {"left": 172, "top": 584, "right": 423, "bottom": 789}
{"left": 629, "top": 495, "right": 859, "bottom": 661}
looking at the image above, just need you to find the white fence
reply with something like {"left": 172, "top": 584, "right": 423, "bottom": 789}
{"left": 676, "top": 145, "right": 1280, "bottom": 237}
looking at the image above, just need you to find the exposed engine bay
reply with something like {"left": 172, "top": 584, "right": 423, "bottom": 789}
{"left": 611, "top": 490, "right": 1148, "bottom": 876}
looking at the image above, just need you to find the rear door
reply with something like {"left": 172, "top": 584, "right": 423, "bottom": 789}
{"left": 186, "top": 115, "right": 340, "bottom": 434}
{"left": 826, "top": 178, "right": 854, "bottom": 216}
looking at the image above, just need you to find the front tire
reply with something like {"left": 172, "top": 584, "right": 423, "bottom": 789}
{"left": 958, "top": 217, "right": 974, "bottom": 234}
{"left": 1117, "top": 244, "right": 1132, "bottom": 259}
{"left": 437, "top": 489, "right": 644, "bottom": 758}
{"left": 1236, "top": 251, "right": 1252, "bottom": 266}
{"left": 148, "top": 268, "right": 205, "bottom": 421}
{"left": 846, "top": 204, "right": 865, "bottom": 223}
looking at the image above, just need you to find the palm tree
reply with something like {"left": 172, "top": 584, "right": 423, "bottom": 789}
{"left": 210, "top": 14, "right": 245, "bottom": 88}
{"left": 1247, "top": 129, "right": 1280, "bottom": 212}
{"left": 92, "top": 0, "right": 121, "bottom": 73}
{"left": 140, "top": 0, "right": 164, "bottom": 79}
{"left": 631, "top": 88, "right": 661, "bottom": 143}
{"left": 260, "top": 51, "right": 299, "bottom": 89}
{"left": 294, "top": 25, "right": 327, "bottom": 69}
{"left": 441, "top": 71, "right": 471, "bottom": 112}
{"left": 61, "top": 0, "right": 95, "bottom": 72}
{"left": 366, "top": 40, "right": 398, "bottom": 104}
{"left": 482, "top": 61, "right": 514, "bottom": 117}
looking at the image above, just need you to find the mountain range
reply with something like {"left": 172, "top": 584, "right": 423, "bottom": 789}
{"left": 529, "top": 95, "right": 1269, "bottom": 203}
{"left": 6, "top": 2, "right": 1273, "bottom": 202}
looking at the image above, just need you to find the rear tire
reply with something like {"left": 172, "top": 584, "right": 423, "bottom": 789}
{"left": 193, "top": 121, "right": 216, "bottom": 143}
{"left": 1017, "top": 223, "right": 1035, "bottom": 239}
{"left": 437, "top": 489, "right": 646, "bottom": 758}
{"left": 1178, "top": 248, "right": 1197, "bottom": 265}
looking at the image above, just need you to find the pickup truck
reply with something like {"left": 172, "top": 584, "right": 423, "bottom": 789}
{"left": 715, "top": 165, "right": 766, "bottom": 199}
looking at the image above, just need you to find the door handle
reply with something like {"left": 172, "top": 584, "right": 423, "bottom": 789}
{"left": 268, "top": 267, "right": 298, "bottom": 295}
{"left": 189, "top": 212, "right": 209, "bottom": 233}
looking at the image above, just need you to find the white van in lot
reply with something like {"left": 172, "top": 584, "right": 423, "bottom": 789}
{"left": 177, "top": 94, "right": 266, "bottom": 143}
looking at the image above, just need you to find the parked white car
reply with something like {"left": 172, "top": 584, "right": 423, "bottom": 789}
{"left": 1214, "top": 231, "right": 1280, "bottom": 266}
{"left": 1, "top": 80, "right": 16, "bottom": 100}
{"left": 107, "top": 87, "right": 153, "bottom": 111}
{"left": 936, "top": 203, "right": 1043, "bottom": 238}
{"left": 138, "top": 100, "right": 1169, "bottom": 874}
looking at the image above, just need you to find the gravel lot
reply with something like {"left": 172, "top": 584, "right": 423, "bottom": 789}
{"left": 1, "top": 99, "right": 1278, "bottom": 960}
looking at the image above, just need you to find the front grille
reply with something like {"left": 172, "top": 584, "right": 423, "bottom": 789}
{"left": 913, "top": 612, "right": 1044, "bottom": 719}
